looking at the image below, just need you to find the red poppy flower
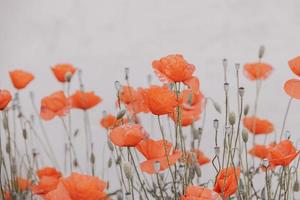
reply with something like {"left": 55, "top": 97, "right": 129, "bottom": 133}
{"left": 181, "top": 186, "right": 222, "bottom": 200}
{"left": 109, "top": 124, "right": 146, "bottom": 147}
{"left": 36, "top": 167, "right": 62, "bottom": 180}
{"left": 118, "top": 86, "right": 149, "bottom": 114}
{"left": 142, "top": 85, "right": 179, "bottom": 115}
{"left": 17, "top": 177, "right": 31, "bottom": 192}
{"left": 268, "top": 140, "right": 300, "bottom": 167}
{"left": 100, "top": 114, "right": 118, "bottom": 129}
{"left": 183, "top": 76, "right": 200, "bottom": 92}
{"left": 288, "top": 56, "right": 300, "bottom": 76}
{"left": 44, "top": 182, "right": 72, "bottom": 200}
{"left": 136, "top": 139, "right": 182, "bottom": 174}
{"left": 214, "top": 167, "right": 240, "bottom": 199}
{"left": 193, "top": 149, "right": 210, "bottom": 165}
{"left": 249, "top": 144, "right": 275, "bottom": 159}
{"left": 243, "top": 116, "right": 274, "bottom": 135}
{"left": 243, "top": 63, "right": 273, "bottom": 80}
{"left": 169, "top": 89, "right": 203, "bottom": 126}
{"left": 284, "top": 79, "right": 300, "bottom": 99}
{"left": 152, "top": 54, "right": 195, "bottom": 83}
{"left": 61, "top": 172, "right": 108, "bottom": 200}
{"left": 9, "top": 70, "right": 34, "bottom": 89}
{"left": 40, "top": 91, "right": 69, "bottom": 120}
{"left": 51, "top": 64, "right": 76, "bottom": 82}
{"left": 70, "top": 90, "right": 101, "bottom": 110}
{"left": 0, "top": 89, "right": 12, "bottom": 111}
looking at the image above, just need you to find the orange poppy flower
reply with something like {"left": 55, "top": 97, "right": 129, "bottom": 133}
{"left": 44, "top": 182, "right": 72, "bottom": 200}
{"left": 61, "top": 172, "right": 108, "bottom": 200}
{"left": 249, "top": 143, "right": 275, "bottom": 159}
{"left": 51, "top": 64, "right": 76, "bottom": 83}
{"left": 183, "top": 76, "right": 200, "bottom": 92}
{"left": 181, "top": 186, "right": 222, "bottom": 200}
{"left": 288, "top": 56, "right": 300, "bottom": 76}
{"left": 142, "top": 85, "right": 178, "bottom": 115}
{"left": 268, "top": 140, "right": 300, "bottom": 167}
{"left": 193, "top": 149, "right": 210, "bottom": 165}
{"left": 33, "top": 167, "right": 62, "bottom": 196}
{"left": 214, "top": 167, "right": 240, "bottom": 199}
{"left": 40, "top": 91, "right": 69, "bottom": 120}
{"left": 17, "top": 177, "right": 31, "bottom": 191}
{"left": 152, "top": 54, "right": 195, "bottom": 83}
{"left": 243, "top": 62, "right": 273, "bottom": 80}
{"left": 36, "top": 167, "right": 62, "bottom": 180}
{"left": 70, "top": 90, "right": 101, "bottom": 110}
{"left": 243, "top": 116, "right": 274, "bottom": 135}
{"left": 100, "top": 114, "right": 118, "bottom": 129}
{"left": 136, "top": 139, "right": 182, "bottom": 174}
{"left": 0, "top": 89, "right": 12, "bottom": 111}
{"left": 109, "top": 124, "right": 146, "bottom": 147}
{"left": 9, "top": 70, "right": 34, "bottom": 89}
{"left": 169, "top": 89, "right": 203, "bottom": 126}
{"left": 284, "top": 79, "right": 300, "bottom": 99}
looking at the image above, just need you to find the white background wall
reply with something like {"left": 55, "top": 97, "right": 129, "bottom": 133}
{"left": 1, "top": 0, "right": 300, "bottom": 192}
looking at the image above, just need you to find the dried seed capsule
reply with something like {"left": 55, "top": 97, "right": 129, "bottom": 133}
{"left": 114, "top": 81, "right": 122, "bottom": 92}
{"left": 213, "top": 119, "right": 219, "bottom": 130}
{"left": 238, "top": 87, "right": 245, "bottom": 97}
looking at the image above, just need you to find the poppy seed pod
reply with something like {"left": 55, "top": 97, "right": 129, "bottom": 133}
{"left": 235, "top": 63, "right": 240, "bottom": 71}
{"left": 124, "top": 67, "right": 130, "bottom": 80}
{"left": 213, "top": 119, "right": 219, "bottom": 130}
{"left": 224, "top": 82, "right": 229, "bottom": 92}
{"left": 114, "top": 81, "right": 122, "bottom": 92}
{"left": 242, "top": 129, "right": 248, "bottom": 143}
{"left": 123, "top": 162, "right": 133, "bottom": 180}
{"left": 258, "top": 45, "right": 265, "bottom": 59}
{"left": 244, "top": 104, "right": 249, "bottom": 116}
{"left": 229, "top": 112, "right": 236, "bottom": 125}
{"left": 261, "top": 159, "right": 269, "bottom": 168}
{"left": 238, "top": 87, "right": 245, "bottom": 97}
{"left": 214, "top": 146, "right": 220, "bottom": 157}
{"left": 65, "top": 71, "right": 73, "bottom": 82}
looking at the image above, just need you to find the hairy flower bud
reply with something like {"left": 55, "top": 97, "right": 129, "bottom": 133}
{"left": 229, "top": 112, "right": 236, "bottom": 125}
{"left": 116, "top": 109, "right": 126, "bottom": 120}
{"left": 244, "top": 104, "right": 249, "bottom": 116}
{"left": 258, "top": 45, "right": 265, "bottom": 59}
{"left": 123, "top": 162, "right": 133, "bottom": 180}
{"left": 242, "top": 129, "right": 248, "bottom": 143}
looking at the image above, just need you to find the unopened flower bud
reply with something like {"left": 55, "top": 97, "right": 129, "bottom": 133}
{"left": 90, "top": 152, "right": 95, "bottom": 164}
{"left": 22, "top": 129, "right": 27, "bottom": 140}
{"left": 238, "top": 87, "right": 245, "bottom": 97}
{"left": 213, "top": 119, "right": 219, "bottom": 130}
{"left": 244, "top": 104, "right": 249, "bottom": 116}
{"left": 108, "top": 158, "right": 112, "bottom": 168}
{"left": 124, "top": 67, "right": 130, "bottom": 80}
{"left": 116, "top": 109, "right": 126, "bottom": 120}
{"left": 242, "top": 129, "right": 248, "bottom": 143}
{"left": 212, "top": 101, "right": 222, "bottom": 114}
{"left": 229, "top": 112, "right": 236, "bottom": 125}
{"left": 107, "top": 140, "right": 114, "bottom": 152}
{"left": 65, "top": 71, "right": 73, "bottom": 82}
{"left": 258, "top": 45, "right": 265, "bottom": 59}
{"left": 123, "top": 162, "right": 133, "bottom": 180}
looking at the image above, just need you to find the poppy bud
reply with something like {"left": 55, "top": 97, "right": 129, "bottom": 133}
{"left": 213, "top": 119, "right": 219, "bottom": 130}
{"left": 153, "top": 161, "right": 160, "bottom": 173}
{"left": 242, "top": 129, "right": 248, "bottom": 143}
{"left": 114, "top": 81, "right": 122, "bottom": 92}
{"left": 212, "top": 101, "right": 222, "bottom": 114}
{"left": 123, "top": 162, "right": 133, "bottom": 180}
{"left": 229, "top": 112, "right": 236, "bottom": 125}
{"left": 294, "top": 180, "right": 300, "bottom": 192}
{"left": 147, "top": 74, "right": 152, "bottom": 85}
{"left": 5, "top": 143, "right": 11, "bottom": 154}
{"left": 235, "top": 63, "right": 240, "bottom": 71}
{"left": 108, "top": 158, "right": 112, "bottom": 168}
{"left": 107, "top": 140, "right": 114, "bottom": 152}
{"left": 116, "top": 109, "right": 126, "bottom": 120}
{"left": 189, "top": 167, "right": 195, "bottom": 180}
{"left": 65, "top": 71, "right": 73, "bottom": 82}
{"left": 223, "top": 59, "right": 228, "bottom": 83}
{"left": 124, "top": 67, "right": 130, "bottom": 81}
{"left": 178, "top": 164, "right": 185, "bottom": 176}
{"left": 214, "top": 146, "right": 220, "bottom": 157}
{"left": 238, "top": 87, "right": 245, "bottom": 97}
{"left": 244, "top": 104, "right": 249, "bottom": 116}
{"left": 2, "top": 116, "right": 8, "bottom": 130}
{"left": 258, "top": 45, "right": 265, "bottom": 59}
{"left": 22, "top": 129, "right": 27, "bottom": 140}
{"left": 224, "top": 82, "right": 229, "bottom": 92}
{"left": 261, "top": 159, "right": 269, "bottom": 168}
{"left": 194, "top": 163, "right": 202, "bottom": 177}
{"left": 90, "top": 152, "right": 95, "bottom": 164}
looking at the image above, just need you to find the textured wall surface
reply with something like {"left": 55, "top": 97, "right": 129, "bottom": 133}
{"left": 1, "top": 0, "right": 300, "bottom": 189}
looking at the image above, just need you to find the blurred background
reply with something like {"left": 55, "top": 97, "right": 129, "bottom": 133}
{"left": 1, "top": 0, "right": 300, "bottom": 188}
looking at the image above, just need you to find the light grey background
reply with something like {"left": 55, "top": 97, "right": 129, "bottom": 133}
{"left": 1, "top": 0, "right": 300, "bottom": 192}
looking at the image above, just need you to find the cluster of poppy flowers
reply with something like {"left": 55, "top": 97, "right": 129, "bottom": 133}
{"left": 1, "top": 52, "right": 300, "bottom": 200}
